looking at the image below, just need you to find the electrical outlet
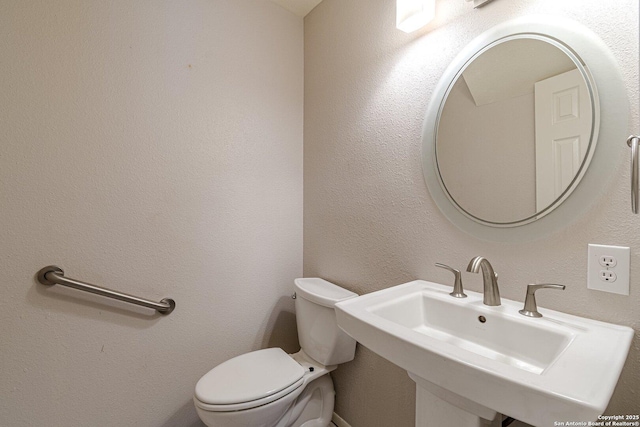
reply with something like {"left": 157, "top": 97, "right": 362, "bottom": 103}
{"left": 599, "top": 256, "right": 617, "bottom": 268}
{"left": 599, "top": 270, "right": 617, "bottom": 282}
{"left": 587, "top": 244, "right": 630, "bottom": 295}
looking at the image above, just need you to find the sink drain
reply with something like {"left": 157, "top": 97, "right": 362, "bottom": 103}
{"left": 478, "top": 316, "right": 487, "bottom": 323}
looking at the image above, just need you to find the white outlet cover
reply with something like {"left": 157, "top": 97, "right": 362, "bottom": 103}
{"left": 587, "top": 244, "right": 630, "bottom": 295}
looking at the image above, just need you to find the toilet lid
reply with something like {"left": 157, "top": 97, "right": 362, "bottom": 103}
{"left": 195, "top": 348, "right": 305, "bottom": 405}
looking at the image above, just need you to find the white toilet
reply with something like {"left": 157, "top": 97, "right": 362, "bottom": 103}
{"left": 193, "top": 278, "right": 358, "bottom": 427}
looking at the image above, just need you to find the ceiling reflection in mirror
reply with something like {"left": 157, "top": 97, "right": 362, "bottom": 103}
{"left": 435, "top": 37, "right": 596, "bottom": 226}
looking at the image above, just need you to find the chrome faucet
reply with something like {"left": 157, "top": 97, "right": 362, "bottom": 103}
{"left": 466, "top": 256, "right": 501, "bottom": 306}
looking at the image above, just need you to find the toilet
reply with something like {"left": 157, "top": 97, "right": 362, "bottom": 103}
{"left": 193, "top": 278, "right": 358, "bottom": 427}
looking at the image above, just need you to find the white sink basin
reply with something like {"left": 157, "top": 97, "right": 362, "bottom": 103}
{"left": 335, "top": 280, "right": 633, "bottom": 426}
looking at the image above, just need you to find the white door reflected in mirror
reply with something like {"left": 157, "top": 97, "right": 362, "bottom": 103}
{"left": 534, "top": 69, "right": 592, "bottom": 211}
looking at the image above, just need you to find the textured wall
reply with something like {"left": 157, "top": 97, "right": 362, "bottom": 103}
{"left": 304, "top": 0, "right": 639, "bottom": 426}
{"left": 0, "top": 1, "right": 302, "bottom": 425}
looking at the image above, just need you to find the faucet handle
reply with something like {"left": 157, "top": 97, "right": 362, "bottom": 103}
{"left": 518, "top": 283, "right": 566, "bottom": 318}
{"left": 435, "top": 263, "right": 467, "bottom": 298}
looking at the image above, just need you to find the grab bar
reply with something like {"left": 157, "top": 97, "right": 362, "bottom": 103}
{"left": 628, "top": 135, "right": 640, "bottom": 214}
{"left": 36, "top": 266, "right": 176, "bottom": 315}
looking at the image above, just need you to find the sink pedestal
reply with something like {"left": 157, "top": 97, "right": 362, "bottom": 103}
{"left": 410, "top": 373, "right": 501, "bottom": 427}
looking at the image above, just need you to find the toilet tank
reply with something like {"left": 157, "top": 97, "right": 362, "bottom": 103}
{"left": 294, "top": 278, "right": 358, "bottom": 366}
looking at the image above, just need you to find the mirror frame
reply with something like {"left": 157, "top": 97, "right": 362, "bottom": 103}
{"left": 422, "top": 16, "right": 629, "bottom": 242}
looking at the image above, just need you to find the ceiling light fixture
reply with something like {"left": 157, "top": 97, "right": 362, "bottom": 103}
{"left": 396, "top": 0, "right": 435, "bottom": 33}
{"left": 466, "top": 0, "right": 496, "bottom": 8}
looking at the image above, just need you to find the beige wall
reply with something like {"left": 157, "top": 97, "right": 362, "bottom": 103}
{"left": 304, "top": 1, "right": 639, "bottom": 426}
{"left": 0, "top": 1, "right": 302, "bottom": 426}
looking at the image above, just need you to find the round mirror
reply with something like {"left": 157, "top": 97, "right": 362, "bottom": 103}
{"left": 422, "top": 16, "right": 628, "bottom": 241}
{"left": 436, "top": 36, "right": 596, "bottom": 226}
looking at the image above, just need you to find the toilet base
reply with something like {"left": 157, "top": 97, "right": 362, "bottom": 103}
{"left": 196, "top": 351, "right": 337, "bottom": 427}
{"left": 286, "top": 375, "right": 335, "bottom": 427}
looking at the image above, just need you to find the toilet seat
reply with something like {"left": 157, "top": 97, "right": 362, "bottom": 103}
{"left": 194, "top": 348, "right": 305, "bottom": 412}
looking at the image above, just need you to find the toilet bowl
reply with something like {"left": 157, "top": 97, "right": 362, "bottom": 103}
{"left": 194, "top": 278, "right": 358, "bottom": 427}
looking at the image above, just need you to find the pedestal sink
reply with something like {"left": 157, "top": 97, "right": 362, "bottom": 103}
{"left": 335, "top": 280, "right": 633, "bottom": 427}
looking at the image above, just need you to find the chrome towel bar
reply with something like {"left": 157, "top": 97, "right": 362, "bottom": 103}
{"left": 628, "top": 135, "right": 639, "bottom": 214}
{"left": 36, "top": 266, "right": 175, "bottom": 315}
